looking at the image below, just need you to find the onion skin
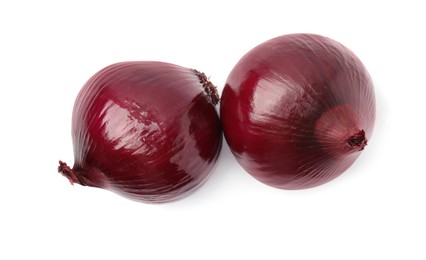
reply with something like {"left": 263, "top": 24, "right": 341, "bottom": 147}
{"left": 59, "top": 61, "right": 222, "bottom": 203}
{"left": 220, "top": 34, "right": 375, "bottom": 189}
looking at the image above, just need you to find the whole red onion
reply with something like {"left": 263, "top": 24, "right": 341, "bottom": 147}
{"left": 59, "top": 61, "right": 222, "bottom": 203}
{"left": 220, "top": 34, "right": 375, "bottom": 189}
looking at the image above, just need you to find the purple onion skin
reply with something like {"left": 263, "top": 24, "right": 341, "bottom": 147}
{"left": 59, "top": 61, "right": 222, "bottom": 203}
{"left": 220, "top": 34, "right": 375, "bottom": 189}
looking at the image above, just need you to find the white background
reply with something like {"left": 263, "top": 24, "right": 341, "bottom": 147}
{"left": 1, "top": 0, "right": 425, "bottom": 259}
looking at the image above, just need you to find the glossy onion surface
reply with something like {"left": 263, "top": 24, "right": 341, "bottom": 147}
{"left": 220, "top": 34, "right": 375, "bottom": 189}
{"left": 59, "top": 61, "right": 222, "bottom": 203}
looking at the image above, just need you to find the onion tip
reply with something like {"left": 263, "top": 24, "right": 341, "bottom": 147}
{"left": 194, "top": 69, "right": 219, "bottom": 105}
{"left": 58, "top": 161, "right": 80, "bottom": 185}
{"left": 347, "top": 130, "right": 367, "bottom": 151}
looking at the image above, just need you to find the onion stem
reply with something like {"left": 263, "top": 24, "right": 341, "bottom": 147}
{"left": 58, "top": 161, "right": 82, "bottom": 185}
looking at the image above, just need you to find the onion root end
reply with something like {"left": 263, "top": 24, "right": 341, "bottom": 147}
{"left": 194, "top": 70, "right": 220, "bottom": 105}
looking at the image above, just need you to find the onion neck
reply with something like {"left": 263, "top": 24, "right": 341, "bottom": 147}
{"left": 347, "top": 130, "right": 367, "bottom": 150}
{"left": 58, "top": 161, "right": 84, "bottom": 185}
{"left": 58, "top": 161, "right": 106, "bottom": 188}
{"left": 194, "top": 70, "right": 219, "bottom": 105}
{"left": 314, "top": 105, "right": 367, "bottom": 157}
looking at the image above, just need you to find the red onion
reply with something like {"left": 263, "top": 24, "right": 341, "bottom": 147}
{"left": 59, "top": 61, "right": 222, "bottom": 203}
{"left": 220, "top": 34, "right": 375, "bottom": 189}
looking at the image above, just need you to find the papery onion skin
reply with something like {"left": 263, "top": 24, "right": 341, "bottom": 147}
{"left": 59, "top": 61, "right": 222, "bottom": 203}
{"left": 220, "top": 34, "right": 375, "bottom": 189}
